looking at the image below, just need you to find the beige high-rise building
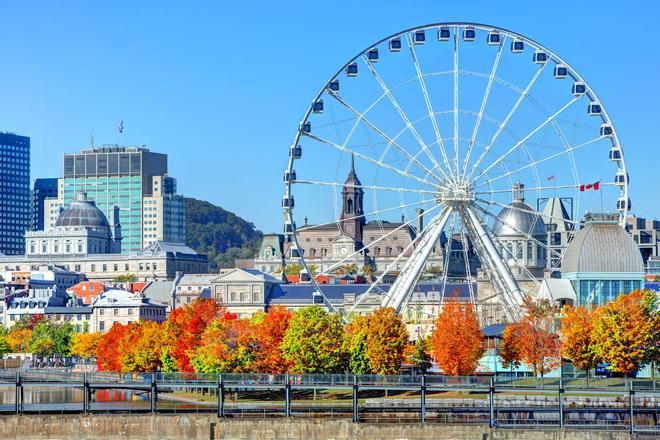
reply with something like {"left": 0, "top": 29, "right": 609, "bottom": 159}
{"left": 142, "top": 175, "right": 186, "bottom": 247}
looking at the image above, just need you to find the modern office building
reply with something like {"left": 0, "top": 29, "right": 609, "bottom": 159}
{"left": 31, "top": 178, "right": 59, "bottom": 231}
{"left": 0, "top": 133, "right": 30, "bottom": 255}
{"left": 142, "top": 175, "right": 186, "bottom": 247}
{"left": 61, "top": 145, "right": 184, "bottom": 253}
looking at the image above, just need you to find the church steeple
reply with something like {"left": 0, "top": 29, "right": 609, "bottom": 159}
{"left": 341, "top": 154, "right": 364, "bottom": 243}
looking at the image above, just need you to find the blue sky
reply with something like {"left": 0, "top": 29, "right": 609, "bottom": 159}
{"left": 2, "top": 0, "right": 658, "bottom": 232}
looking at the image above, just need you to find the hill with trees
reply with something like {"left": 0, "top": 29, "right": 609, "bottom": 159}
{"left": 185, "top": 197, "right": 263, "bottom": 270}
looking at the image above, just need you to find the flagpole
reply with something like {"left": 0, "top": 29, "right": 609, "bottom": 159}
{"left": 599, "top": 179, "right": 603, "bottom": 213}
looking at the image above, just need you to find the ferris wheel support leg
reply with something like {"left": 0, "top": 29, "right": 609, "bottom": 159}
{"left": 382, "top": 205, "right": 453, "bottom": 312}
{"left": 463, "top": 205, "right": 524, "bottom": 321}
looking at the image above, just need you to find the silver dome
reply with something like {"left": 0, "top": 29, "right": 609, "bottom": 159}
{"left": 54, "top": 192, "right": 110, "bottom": 228}
{"left": 562, "top": 221, "right": 644, "bottom": 273}
{"left": 492, "top": 200, "right": 546, "bottom": 238}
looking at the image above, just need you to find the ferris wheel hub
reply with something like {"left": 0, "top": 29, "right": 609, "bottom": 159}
{"left": 436, "top": 183, "right": 474, "bottom": 205}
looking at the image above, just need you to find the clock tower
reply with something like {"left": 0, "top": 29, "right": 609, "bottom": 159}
{"left": 340, "top": 155, "right": 365, "bottom": 244}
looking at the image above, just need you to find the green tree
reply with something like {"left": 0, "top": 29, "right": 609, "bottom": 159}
{"left": 160, "top": 347, "right": 178, "bottom": 372}
{"left": 335, "top": 263, "right": 358, "bottom": 276}
{"left": 344, "top": 315, "right": 371, "bottom": 374}
{"left": 112, "top": 273, "right": 137, "bottom": 283}
{"left": 0, "top": 329, "right": 10, "bottom": 357}
{"left": 30, "top": 321, "right": 74, "bottom": 357}
{"left": 282, "top": 306, "right": 347, "bottom": 373}
{"left": 412, "top": 336, "right": 432, "bottom": 374}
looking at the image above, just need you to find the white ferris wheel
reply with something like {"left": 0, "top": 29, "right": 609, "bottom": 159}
{"left": 282, "top": 23, "right": 629, "bottom": 322}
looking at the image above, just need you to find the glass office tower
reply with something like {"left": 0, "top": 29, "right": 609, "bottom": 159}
{"left": 62, "top": 146, "right": 168, "bottom": 254}
{"left": 0, "top": 133, "right": 30, "bottom": 255}
{"left": 31, "top": 177, "right": 59, "bottom": 231}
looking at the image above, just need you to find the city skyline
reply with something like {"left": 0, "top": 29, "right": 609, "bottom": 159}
{"left": 1, "top": 0, "right": 658, "bottom": 234}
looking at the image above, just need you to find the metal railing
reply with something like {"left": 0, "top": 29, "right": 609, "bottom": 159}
{"left": 0, "top": 370, "right": 657, "bottom": 433}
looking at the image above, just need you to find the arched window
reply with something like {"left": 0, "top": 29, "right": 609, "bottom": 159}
{"left": 386, "top": 247, "right": 392, "bottom": 256}
{"left": 346, "top": 198, "right": 353, "bottom": 214}
{"left": 526, "top": 241, "right": 533, "bottom": 263}
{"left": 375, "top": 247, "right": 381, "bottom": 256}
{"left": 310, "top": 248, "right": 316, "bottom": 257}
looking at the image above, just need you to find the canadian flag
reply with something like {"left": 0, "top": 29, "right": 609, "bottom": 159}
{"left": 580, "top": 181, "right": 600, "bottom": 192}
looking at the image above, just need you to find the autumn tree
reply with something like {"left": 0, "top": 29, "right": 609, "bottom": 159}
{"left": 96, "top": 323, "right": 131, "bottom": 371}
{"left": 282, "top": 306, "right": 347, "bottom": 373}
{"left": 365, "top": 308, "right": 409, "bottom": 375}
{"left": 344, "top": 315, "right": 371, "bottom": 374}
{"left": 560, "top": 305, "right": 600, "bottom": 380}
{"left": 503, "top": 297, "right": 561, "bottom": 377}
{"left": 335, "top": 263, "right": 358, "bottom": 275}
{"left": 592, "top": 290, "right": 657, "bottom": 376}
{"left": 499, "top": 324, "right": 522, "bottom": 372}
{"left": 120, "top": 321, "right": 164, "bottom": 372}
{"left": 252, "top": 306, "right": 292, "bottom": 373}
{"left": 431, "top": 301, "right": 485, "bottom": 375}
{"left": 162, "top": 298, "right": 230, "bottom": 372}
{"left": 72, "top": 333, "right": 104, "bottom": 359}
{"left": 7, "top": 328, "right": 33, "bottom": 353}
{"left": 191, "top": 316, "right": 259, "bottom": 373}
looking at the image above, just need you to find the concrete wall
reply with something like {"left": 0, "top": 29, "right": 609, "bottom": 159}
{"left": 0, "top": 415, "right": 651, "bottom": 440}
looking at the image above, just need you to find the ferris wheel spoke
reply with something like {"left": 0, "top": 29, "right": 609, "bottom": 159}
{"left": 466, "top": 64, "right": 548, "bottom": 181}
{"left": 474, "top": 181, "right": 617, "bottom": 197}
{"left": 461, "top": 36, "right": 506, "bottom": 181}
{"left": 452, "top": 27, "right": 460, "bottom": 178}
{"left": 327, "top": 90, "right": 446, "bottom": 182}
{"left": 473, "top": 96, "right": 581, "bottom": 182}
{"left": 405, "top": 34, "right": 453, "bottom": 181}
{"left": 472, "top": 135, "right": 605, "bottom": 190}
{"left": 458, "top": 223, "right": 477, "bottom": 304}
{"left": 293, "top": 179, "right": 438, "bottom": 196}
{"left": 315, "top": 202, "right": 443, "bottom": 279}
{"left": 343, "top": 206, "right": 440, "bottom": 317}
{"left": 471, "top": 201, "right": 564, "bottom": 260}
{"left": 302, "top": 131, "right": 439, "bottom": 189}
{"left": 476, "top": 218, "right": 543, "bottom": 288}
{"left": 362, "top": 57, "right": 453, "bottom": 181}
{"left": 382, "top": 205, "right": 453, "bottom": 312}
{"left": 474, "top": 196, "right": 581, "bottom": 231}
{"left": 301, "top": 196, "right": 436, "bottom": 231}
{"left": 439, "top": 212, "right": 457, "bottom": 307}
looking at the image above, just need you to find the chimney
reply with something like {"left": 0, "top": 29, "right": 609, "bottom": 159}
{"left": 416, "top": 208, "right": 424, "bottom": 236}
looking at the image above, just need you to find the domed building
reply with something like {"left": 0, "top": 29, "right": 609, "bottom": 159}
{"left": 492, "top": 183, "right": 547, "bottom": 279}
{"left": 25, "top": 192, "right": 122, "bottom": 256}
{"left": 561, "top": 212, "right": 644, "bottom": 305}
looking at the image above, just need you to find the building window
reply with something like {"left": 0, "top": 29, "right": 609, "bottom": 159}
{"left": 113, "top": 308, "right": 119, "bottom": 316}
{"left": 99, "top": 321, "right": 105, "bottom": 331}
{"left": 99, "top": 309, "right": 105, "bottom": 316}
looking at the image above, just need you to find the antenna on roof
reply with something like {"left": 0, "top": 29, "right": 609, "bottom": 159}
{"left": 89, "top": 135, "right": 95, "bottom": 147}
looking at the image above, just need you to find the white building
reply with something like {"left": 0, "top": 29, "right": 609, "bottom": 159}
{"left": 91, "top": 289, "right": 167, "bottom": 332}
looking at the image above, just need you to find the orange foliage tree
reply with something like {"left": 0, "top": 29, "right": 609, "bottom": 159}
{"left": 592, "top": 290, "right": 657, "bottom": 376}
{"left": 252, "top": 306, "right": 293, "bottom": 373}
{"left": 71, "top": 332, "right": 104, "bottom": 359}
{"left": 502, "top": 297, "right": 560, "bottom": 377}
{"left": 162, "top": 299, "right": 232, "bottom": 372}
{"left": 96, "top": 323, "right": 131, "bottom": 371}
{"left": 365, "top": 307, "right": 409, "bottom": 375}
{"left": 7, "top": 328, "right": 33, "bottom": 353}
{"left": 431, "top": 301, "right": 485, "bottom": 375}
{"left": 560, "top": 305, "right": 600, "bottom": 375}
